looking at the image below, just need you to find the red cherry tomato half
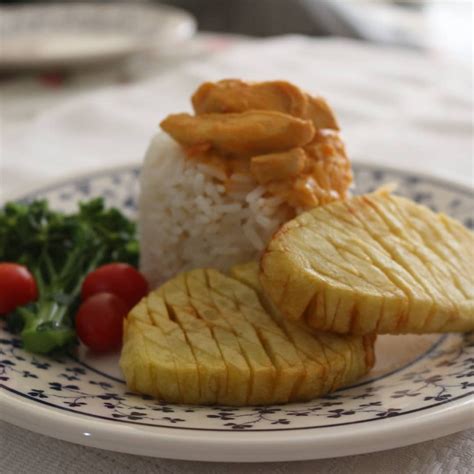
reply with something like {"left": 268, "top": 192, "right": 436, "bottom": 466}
{"left": 81, "top": 263, "right": 148, "bottom": 310}
{"left": 75, "top": 293, "right": 128, "bottom": 352}
{"left": 0, "top": 263, "right": 38, "bottom": 314}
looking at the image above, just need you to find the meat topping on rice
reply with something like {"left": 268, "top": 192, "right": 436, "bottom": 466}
{"left": 140, "top": 80, "right": 353, "bottom": 286}
{"left": 160, "top": 79, "right": 352, "bottom": 211}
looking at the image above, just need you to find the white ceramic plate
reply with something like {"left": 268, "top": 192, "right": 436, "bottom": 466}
{"left": 0, "top": 3, "right": 196, "bottom": 71}
{"left": 0, "top": 163, "right": 473, "bottom": 462}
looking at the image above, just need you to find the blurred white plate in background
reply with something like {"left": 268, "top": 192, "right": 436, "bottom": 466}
{"left": 0, "top": 2, "right": 196, "bottom": 71}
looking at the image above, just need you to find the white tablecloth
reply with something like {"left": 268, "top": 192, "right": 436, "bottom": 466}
{"left": 0, "top": 421, "right": 472, "bottom": 474}
{"left": 0, "top": 36, "right": 473, "bottom": 472}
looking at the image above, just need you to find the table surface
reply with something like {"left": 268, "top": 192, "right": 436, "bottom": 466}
{"left": 0, "top": 34, "right": 473, "bottom": 472}
{"left": 0, "top": 421, "right": 472, "bottom": 474}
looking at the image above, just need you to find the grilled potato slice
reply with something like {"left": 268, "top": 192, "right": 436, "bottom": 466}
{"left": 260, "top": 190, "right": 474, "bottom": 334}
{"left": 231, "top": 262, "right": 376, "bottom": 396}
{"left": 121, "top": 267, "right": 376, "bottom": 405}
{"left": 206, "top": 268, "right": 305, "bottom": 404}
{"left": 157, "top": 273, "right": 228, "bottom": 405}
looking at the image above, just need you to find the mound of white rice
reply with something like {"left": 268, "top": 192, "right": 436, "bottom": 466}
{"left": 139, "top": 133, "right": 292, "bottom": 288}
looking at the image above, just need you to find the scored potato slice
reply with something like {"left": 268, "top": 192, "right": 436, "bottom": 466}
{"left": 260, "top": 190, "right": 474, "bottom": 335}
{"left": 146, "top": 293, "right": 201, "bottom": 404}
{"left": 230, "top": 262, "right": 375, "bottom": 395}
{"left": 157, "top": 273, "right": 228, "bottom": 405}
{"left": 206, "top": 268, "right": 305, "bottom": 404}
{"left": 120, "top": 267, "right": 376, "bottom": 405}
{"left": 184, "top": 269, "right": 271, "bottom": 405}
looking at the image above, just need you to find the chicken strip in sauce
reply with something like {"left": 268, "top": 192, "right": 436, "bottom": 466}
{"left": 160, "top": 110, "right": 315, "bottom": 157}
{"left": 192, "top": 79, "right": 339, "bottom": 130}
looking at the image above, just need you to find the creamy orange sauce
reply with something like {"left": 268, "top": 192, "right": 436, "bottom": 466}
{"left": 161, "top": 80, "right": 353, "bottom": 211}
{"left": 184, "top": 129, "right": 352, "bottom": 210}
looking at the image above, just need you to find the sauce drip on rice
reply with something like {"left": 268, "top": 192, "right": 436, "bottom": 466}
{"left": 160, "top": 79, "right": 352, "bottom": 211}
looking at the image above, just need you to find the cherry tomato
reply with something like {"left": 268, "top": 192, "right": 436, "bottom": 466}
{"left": 0, "top": 263, "right": 38, "bottom": 314}
{"left": 81, "top": 263, "right": 148, "bottom": 310}
{"left": 75, "top": 293, "right": 128, "bottom": 352}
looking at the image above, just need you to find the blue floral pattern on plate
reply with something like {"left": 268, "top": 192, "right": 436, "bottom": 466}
{"left": 1, "top": 164, "right": 473, "bottom": 431}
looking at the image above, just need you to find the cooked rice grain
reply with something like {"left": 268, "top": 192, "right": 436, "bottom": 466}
{"left": 139, "top": 133, "right": 292, "bottom": 287}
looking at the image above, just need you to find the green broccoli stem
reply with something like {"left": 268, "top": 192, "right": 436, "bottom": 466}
{"left": 19, "top": 300, "right": 75, "bottom": 354}
{"left": 18, "top": 245, "right": 106, "bottom": 354}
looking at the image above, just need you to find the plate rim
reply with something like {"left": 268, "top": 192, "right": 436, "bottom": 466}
{"left": 1, "top": 387, "right": 472, "bottom": 462}
{"left": 1, "top": 162, "right": 473, "bottom": 461}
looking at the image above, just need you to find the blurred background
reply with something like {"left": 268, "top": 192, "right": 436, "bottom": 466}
{"left": 161, "top": 0, "right": 473, "bottom": 60}
{"left": 0, "top": 0, "right": 472, "bottom": 69}
{"left": 0, "top": 1, "right": 471, "bottom": 112}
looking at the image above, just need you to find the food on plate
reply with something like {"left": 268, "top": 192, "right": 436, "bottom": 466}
{"left": 5, "top": 75, "right": 473, "bottom": 406}
{"left": 120, "top": 268, "right": 375, "bottom": 405}
{"left": 0, "top": 198, "right": 139, "bottom": 353}
{"left": 260, "top": 189, "right": 474, "bottom": 335}
{"left": 192, "top": 79, "right": 339, "bottom": 130}
{"left": 81, "top": 263, "right": 148, "bottom": 310}
{"left": 0, "top": 263, "right": 38, "bottom": 314}
{"left": 160, "top": 111, "right": 315, "bottom": 157}
{"left": 76, "top": 293, "right": 128, "bottom": 352}
{"left": 140, "top": 79, "right": 351, "bottom": 286}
